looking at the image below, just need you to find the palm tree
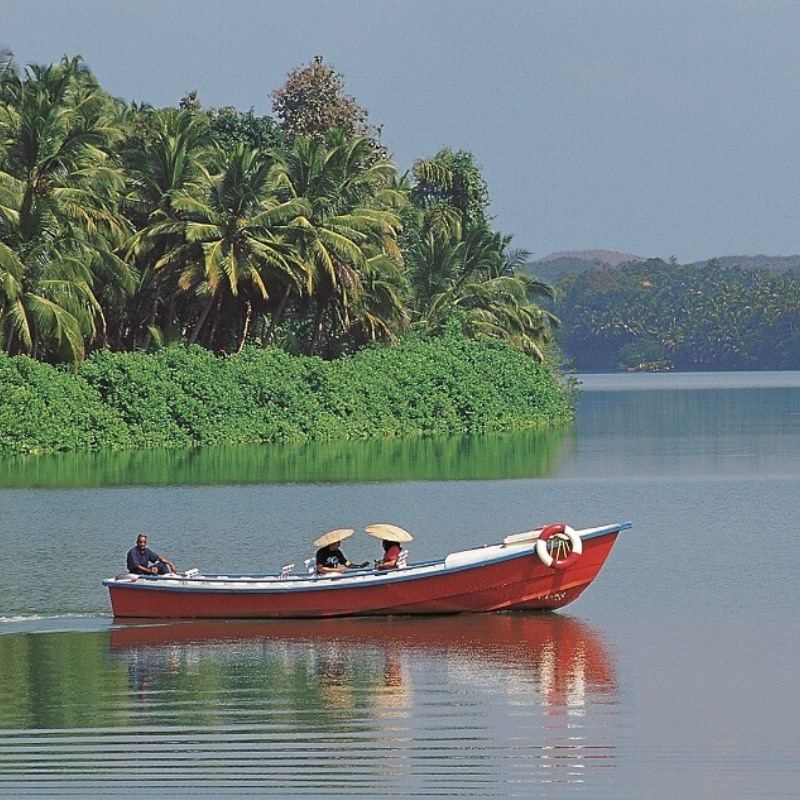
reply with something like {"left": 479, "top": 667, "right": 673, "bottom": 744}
{"left": 412, "top": 226, "right": 558, "bottom": 361}
{"left": 147, "top": 143, "right": 309, "bottom": 352}
{"left": 348, "top": 251, "right": 409, "bottom": 345}
{"left": 271, "top": 132, "right": 406, "bottom": 354}
{"left": 123, "top": 106, "right": 213, "bottom": 348}
{"left": 410, "top": 148, "right": 490, "bottom": 233}
{"left": 0, "top": 56, "right": 130, "bottom": 361}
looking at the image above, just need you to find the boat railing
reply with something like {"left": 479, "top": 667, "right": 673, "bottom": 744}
{"left": 111, "top": 530, "right": 631, "bottom": 587}
{"left": 502, "top": 529, "right": 542, "bottom": 546}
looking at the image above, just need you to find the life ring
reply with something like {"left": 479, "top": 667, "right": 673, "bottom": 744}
{"left": 535, "top": 523, "right": 583, "bottom": 570}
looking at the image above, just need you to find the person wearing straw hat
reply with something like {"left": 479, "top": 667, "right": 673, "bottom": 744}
{"left": 314, "top": 528, "right": 368, "bottom": 574}
{"left": 364, "top": 523, "right": 414, "bottom": 570}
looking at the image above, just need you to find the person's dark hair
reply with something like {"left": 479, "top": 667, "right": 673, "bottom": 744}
{"left": 382, "top": 540, "right": 392, "bottom": 551}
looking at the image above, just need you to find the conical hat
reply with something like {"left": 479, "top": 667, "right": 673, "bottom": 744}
{"left": 313, "top": 528, "right": 354, "bottom": 548}
{"left": 364, "top": 523, "right": 414, "bottom": 543}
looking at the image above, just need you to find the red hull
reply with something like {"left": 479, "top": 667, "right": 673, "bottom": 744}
{"left": 106, "top": 531, "right": 619, "bottom": 619}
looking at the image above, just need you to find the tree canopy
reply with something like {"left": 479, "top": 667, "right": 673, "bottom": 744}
{"left": 0, "top": 52, "right": 558, "bottom": 366}
{"left": 271, "top": 56, "right": 378, "bottom": 143}
{"left": 555, "top": 259, "right": 800, "bottom": 370}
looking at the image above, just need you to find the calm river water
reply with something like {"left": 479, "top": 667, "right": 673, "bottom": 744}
{"left": 1, "top": 371, "right": 799, "bottom": 798}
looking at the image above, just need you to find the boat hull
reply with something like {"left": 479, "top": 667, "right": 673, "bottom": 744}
{"left": 104, "top": 528, "right": 621, "bottom": 619}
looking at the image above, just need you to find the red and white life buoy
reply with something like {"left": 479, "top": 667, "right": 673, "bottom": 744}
{"left": 535, "top": 523, "right": 583, "bottom": 570}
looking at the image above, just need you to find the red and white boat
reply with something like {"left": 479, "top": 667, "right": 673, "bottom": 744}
{"left": 103, "top": 521, "right": 631, "bottom": 619}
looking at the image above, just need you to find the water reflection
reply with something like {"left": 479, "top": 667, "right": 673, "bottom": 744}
{"left": 0, "top": 614, "right": 618, "bottom": 797}
{"left": 0, "top": 427, "right": 570, "bottom": 489}
{"left": 566, "top": 383, "right": 800, "bottom": 479}
{"left": 108, "top": 614, "right": 616, "bottom": 709}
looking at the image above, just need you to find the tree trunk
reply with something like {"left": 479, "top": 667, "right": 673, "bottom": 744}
{"left": 307, "top": 300, "right": 326, "bottom": 356}
{"left": 236, "top": 298, "right": 252, "bottom": 354}
{"left": 141, "top": 273, "right": 161, "bottom": 351}
{"left": 189, "top": 291, "right": 217, "bottom": 344}
{"left": 264, "top": 284, "right": 292, "bottom": 344}
{"left": 95, "top": 307, "right": 109, "bottom": 351}
{"left": 206, "top": 293, "right": 224, "bottom": 351}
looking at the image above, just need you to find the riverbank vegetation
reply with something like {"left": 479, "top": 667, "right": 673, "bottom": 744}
{"left": 0, "top": 335, "right": 572, "bottom": 455}
{"left": 0, "top": 54, "right": 574, "bottom": 455}
{"left": 554, "top": 259, "right": 800, "bottom": 371}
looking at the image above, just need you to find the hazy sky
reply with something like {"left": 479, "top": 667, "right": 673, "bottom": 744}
{"left": 3, "top": 0, "right": 799, "bottom": 262}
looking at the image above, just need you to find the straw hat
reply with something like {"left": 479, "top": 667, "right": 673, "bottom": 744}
{"left": 313, "top": 528, "right": 354, "bottom": 548}
{"left": 364, "top": 523, "right": 414, "bottom": 543}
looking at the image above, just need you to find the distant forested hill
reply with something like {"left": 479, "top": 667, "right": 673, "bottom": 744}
{"left": 527, "top": 250, "right": 643, "bottom": 283}
{"left": 687, "top": 255, "right": 800, "bottom": 272}
{"left": 549, "top": 259, "right": 800, "bottom": 371}
{"left": 527, "top": 251, "right": 800, "bottom": 284}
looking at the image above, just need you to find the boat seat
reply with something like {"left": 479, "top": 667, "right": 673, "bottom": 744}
{"left": 279, "top": 564, "right": 294, "bottom": 580}
{"left": 397, "top": 549, "right": 409, "bottom": 568}
{"left": 304, "top": 558, "right": 316, "bottom": 575}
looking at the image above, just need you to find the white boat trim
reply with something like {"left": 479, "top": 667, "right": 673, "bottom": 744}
{"left": 102, "top": 522, "right": 631, "bottom": 595}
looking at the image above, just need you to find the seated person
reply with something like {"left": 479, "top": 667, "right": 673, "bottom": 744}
{"left": 375, "top": 539, "right": 402, "bottom": 570}
{"left": 316, "top": 540, "right": 368, "bottom": 575}
{"left": 127, "top": 533, "right": 177, "bottom": 575}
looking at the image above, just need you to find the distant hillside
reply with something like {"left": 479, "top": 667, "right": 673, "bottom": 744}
{"left": 553, "top": 258, "right": 800, "bottom": 371}
{"left": 688, "top": 255, "right": 800, "bottom": 273}
{"left": 526, "top": 251, "right": 800, "bottom": 283}
{"left": 527, "top": 250, "right": 644, "bottom": 282}
{"left": 539, "top": 249, "right": 643, "bottom": 267}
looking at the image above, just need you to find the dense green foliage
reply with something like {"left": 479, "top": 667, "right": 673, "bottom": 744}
{"left": 0, "top": 55, "right": 555, "bottom": 365}
{"left": 0, "top": 336, "right": 572, "bottom": 455}
{"left": 0, "top": 352, "right": 128, "bottom": 453}
{"left": 556, "top": 259, "right": 800, "bottom": 370}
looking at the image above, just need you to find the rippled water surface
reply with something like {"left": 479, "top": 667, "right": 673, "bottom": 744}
{"left": 1, "top": 615, "right": 620, "bottom": 797}
{"left": 1, "top": 372, "right": 799, "bottom": 798}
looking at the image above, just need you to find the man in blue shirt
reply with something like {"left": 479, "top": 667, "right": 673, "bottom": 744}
{"left": 127, "top": 533, "right": 177, "bottom": 575}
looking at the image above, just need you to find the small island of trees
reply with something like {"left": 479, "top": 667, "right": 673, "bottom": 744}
{"left": 0, "top": 54, "right": 568, "bottom": 454}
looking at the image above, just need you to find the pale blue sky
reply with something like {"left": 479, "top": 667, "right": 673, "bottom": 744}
{"left": 3, "top": 0, "right": 799, "bottom": 262}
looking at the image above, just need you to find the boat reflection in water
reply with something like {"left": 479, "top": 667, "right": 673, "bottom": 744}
{"left": 109, "top": 613, "right": 618, "bottom": 794}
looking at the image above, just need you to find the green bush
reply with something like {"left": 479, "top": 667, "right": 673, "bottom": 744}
{"left": 0, "top": 355, "right": 128, "bottom": 454}
{"left": 0, "top": 336, "right": 572, "bottom": 455}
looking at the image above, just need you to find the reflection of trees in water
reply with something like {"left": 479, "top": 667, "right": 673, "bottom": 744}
{"left": 0, "top": 631, "right": 131, "bottom": 730}
{"left": 0, "top": 426, "right": 570, "bottom": 488}
{"left": 0, "top": 618, "right": 619, "bottom": 793}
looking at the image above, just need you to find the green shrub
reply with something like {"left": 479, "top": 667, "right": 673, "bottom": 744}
{"left": 0, "top": 336, "right": 572, "bottom": 455}
{"left": 0, "top": 355, "right": 128, "bottom": 454}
